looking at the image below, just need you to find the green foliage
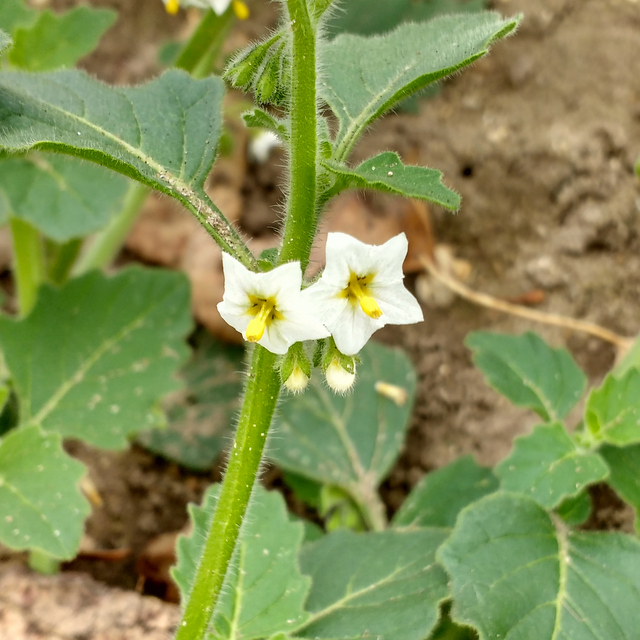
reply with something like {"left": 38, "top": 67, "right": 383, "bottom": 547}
{"left": 0, "top": 69, "right": 237, "bottom": 246}
{"left": 242, "top": 108, "right": 289, "bottom": 141}
{"left": 393, "top": 455, "right": 498, "bottom": 528}
{"left": 323, "top": 151, "right": 460, "bottom": 210}
{"left": 556, "top": 491, "right": 592, "bottom": 527}
{"left": 0, "top": 268, "right": 192, "bottom": 449}
{"left": 173, "top": 485, "right": 311, "bottom": 639}
{"left": 0, "top": 424, "right": 90, "bottom": 559}
{"left": 439, "top": 492, "right": 640, "bottom": 640}
{"left": 8, "top": 6, "right": 116, "bottom": 71}
{"left": 495, "top": 422, "right": 609, "bottom": 509}
{"left": 320, "top": 13, "right": 519, "bottom": 159}
{"left": 585, "top": 368, "right": 640, "bottom": 446}
{"left": 600, "top": 443, "right": 640, "bottom": 532}
{"left": 138, "top": 333, "right": 244, "bottom": 471}
{"left": 324, "top": 0, "right": 485, "bottom": 38}
{"left": 0, "top": 154, "right": 127, "bottom": 241}
{"left": 0, "top": 30, "right": 11, "bottom": 54}
{"left": 466, "top": 331, "right": 586, "bottom": 422}
{"left": 297, "top": 528, "right": 449, "bottom": 640}
{"left": 269, "top": 342, "right": 416, "bottom": 522}
{"left": 0, "top": 0, "right": 35, "bottom": 36}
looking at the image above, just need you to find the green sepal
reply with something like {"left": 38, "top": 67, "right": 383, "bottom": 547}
{"left": 243, "top": 108, "right": 289, "bottom": 142}
{"left": 321, "top": 338, "right": 358, "bottom": 375}
{"left": 258, "top": 247, "right": 280, "bottom": 271}
{"left": 279, "top": 342, "right": 312, "bottom": 385}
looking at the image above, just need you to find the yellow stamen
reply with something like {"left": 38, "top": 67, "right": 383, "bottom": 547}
{"left": 345, "top": 273, "right": 382, "bottom": 319}
{"left": 165, "top": 0, "right": 180, "bottom": 14}
{"left": 246, "top": 299, "right": 275, "bottom": 342}
{"left": 232, "top": 0, "right": 250, "bottom": 19}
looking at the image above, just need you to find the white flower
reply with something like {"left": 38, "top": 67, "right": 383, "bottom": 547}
{"left": 163, "top": 0, "right": 248, "bottom": 18}
{"left": 218, "top": 254, "right": 329, "bottom": 355}
{"left": 325, "top": 356, "right": 356, "bottom": 394}
{"left": 302, "top": 233, "right": 423, "bottom": 355}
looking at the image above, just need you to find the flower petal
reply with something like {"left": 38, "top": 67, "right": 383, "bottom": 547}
{"left": 374, "top": 283, "right": 424, "bottom": 325}
{"left": 369, "top": 233, "right": 409, "bottom": 286}
{"left": 330, "top": 303, "right": 383, "bottom": 355}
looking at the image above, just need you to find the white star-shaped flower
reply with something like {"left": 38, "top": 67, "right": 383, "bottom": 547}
{"left": 302, "top": 233, "right": 423, "bottom": 355}
{"left": 217, "top": 254, "right": 330, "bottom": 355}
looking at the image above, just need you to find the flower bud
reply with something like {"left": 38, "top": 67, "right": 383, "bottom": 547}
{"left": 325, "top": 356, "right": 356, "bottom": 394}
{"left": 283, "top": 364, "right": 310, "bottom": 394}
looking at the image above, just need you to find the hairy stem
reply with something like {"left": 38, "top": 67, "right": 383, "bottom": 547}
{"left": 278, "top": 0, "right": 317, "bottom": 272}
{"left": 10, "top": 217, "right": 45, "bottom": 317}
{"left": 174, "top": 346, "right": 281, "bottom": 640}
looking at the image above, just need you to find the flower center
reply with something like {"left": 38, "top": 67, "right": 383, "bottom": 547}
{"left": 165, "top": 0, "right": 180, "bottom": 14}
{"left": 344, "top": 273, "right": 382, "bottom": 319}
{"left": 246, "top": 296, "right": 281, "bottom": 342}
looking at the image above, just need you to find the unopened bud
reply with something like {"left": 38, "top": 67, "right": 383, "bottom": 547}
{"left": 325, "top": 356, "right": 356, "bottom": 394}
{"left": 283, "top": 364, "right": 310, "bottom": 394}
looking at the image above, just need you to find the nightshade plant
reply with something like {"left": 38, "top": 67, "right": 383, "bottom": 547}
{"left": 10, "top": 2, "right": 640, "bottom": 640}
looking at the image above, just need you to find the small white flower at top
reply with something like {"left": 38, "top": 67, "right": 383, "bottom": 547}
{"left": 163, "top": 0, "right": 249, "bottom": 19}
{"left": 302, "top": 232, "right": 423, "bottom": 355}
{"left": 217, "top": 254, "right": 329, "bottom": 355}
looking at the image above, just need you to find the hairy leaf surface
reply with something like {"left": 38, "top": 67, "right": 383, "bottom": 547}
{"left": 0, "top": 268, "right": 192, "bottom": 449}
{"left": 323, "top": 151, "right": 459, "bottom": 210}
{"left": 466, "top": 331, "right": 586, "bottom": 422}
{"left": 0, "top": 30, "right": 11, "bottom": 53}
{"left": 495, "top": 422, "right": 609, "bottom": 509}
{"left": 173, "top": 485, "right": 310, "bottom": 639}
{"left": 393, "top": 455, "right": 498, "bottom": 528}
{"left": 0, "top": 424, "right": 90, "bottom": 559}
{"left": 439, "top": 492, "right": 640, "bottom": 640}
{"left": 0, "top": 0, "right": 35, "bottom": 35}
{"left": 320, "top": 13, "right": 519, "bottom": 158}
{"left": 0, "top": 153, "right": 127, "bottom": 240}
{"left": 296, "top": 528, "right": 449, "bottom": 640}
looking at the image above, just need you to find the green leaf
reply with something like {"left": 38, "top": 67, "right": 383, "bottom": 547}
{"left": 242, "top": 107, "right": 289, "bottom": 141}
{"left": 438, "top": 492, "right": 640, "bottom": 640}
{"left": 321, "top": 13, "right": 519, "bottom": 159}
{"left": 296, "top": 528, "right": 449, "bottom": 640}
{"left": 0, "top": 30, "right": 12, "bottom": 54}
{"left": 585, "top": 368, "right": 640, "bottom": 446}
{"left": 0, "top": 267, "right": 192, "bottom": 449}
{"left": 0, "top": 69, "right": 243, "bottom": 253}
{"left": 0, "top": 424, "right": 90, "bottom": 559}
{"left": 0, "top": 0, "right": 36, "bottom": 35}
{"left": 556, "top": 491, "right": 592, "bottom": 527}
{"left": 173, "top": 485, "right": 311, "bottom": 639}
{"left": 323, "top": 151, "right": 460, "bottom": 210}
{"left": 495, "top": 422, "right": 609, "bottom": 509}
{"left": 466, "top": 331, "right": 586, "bottom": 422}
{"left": 138, "top": 333, "right": 244, "bottom": 471}
{"left": 9, "top": 7, "right": 116, "bottom": 71}
{"left": 269, "top": 342, "right": 416, "bottom": 519}
{"left": 0, "top": 153, "right": 128, "bottom": 241}
{"left": 393, "top": 455, "right": 498, "bottom": 528}
{"left": 600, "top": 443, "right": 640, "bottom": 532}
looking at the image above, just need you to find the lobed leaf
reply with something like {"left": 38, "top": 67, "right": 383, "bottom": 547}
{"left": 322, "top": 151, "right": 460, "bottom": 210}
{"left": 320, "top": 13, "right": 519, "bottom": 159}
{"left": 495, "top": 422, "right": 609, "bottom": 509}
{"left": 466, "top": 331, "right": 586, "bottom": 422}
{"left": 138, "top": 333, "right": 244, "bottom": 471}
{"left": 393, "top": 455, "right": 498, "bottom": 528}
{"left": 0, "top": 0, "right": 35, "bottom": 36}
{"left": 585, "top": 368, "right": 640, "bottom": 446}
{"left": 173, "top": 485, "right": 310, "bottom": 639}
{"left": 0, "top": 267, "right": 192, "bottom": 449}
{"left": 268, "top": 342, "right": 416, "bottom": 516}
{"left": 8, "top": 7, "right": 116, "bottom": 72}
{"left": 439, "top": 492, "right": 640, "bottom": 640}
{"left": 599, "top": 443, "right": 640, "bottom": 533}
{"left": 0, "top": 424, "right": 90, "bottom": 559}
{"left": 296, "top": 528, "right": 449, "bottom": 640}
{"left": 0, "top": 153, "right": 128, "bottom": 241}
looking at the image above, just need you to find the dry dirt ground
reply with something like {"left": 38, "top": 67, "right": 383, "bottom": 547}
{"left": 2, "top": 0, "right": 640, "bottom": 637}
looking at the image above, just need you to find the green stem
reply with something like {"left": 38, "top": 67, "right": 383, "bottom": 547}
{"left": 174, "top": 346, "right": 281, "bottom": 640}
{"left": 10, "top": 217, "right": 45, "bottom": 317}
{"left": 175, "top": 8, "right": 235, "bottom": 77}
{"left": 45, "top": 238, "right": 83, "bottom": 285}
{"left": 73, "top": 182, "right": 150, "bottom": 276}
{"left": 278, "top": 0, "right": 318, "bottom": 272}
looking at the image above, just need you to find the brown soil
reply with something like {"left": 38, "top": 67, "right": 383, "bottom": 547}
{"left": 3, "top": 0, "right": 640, "bottom": 636}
